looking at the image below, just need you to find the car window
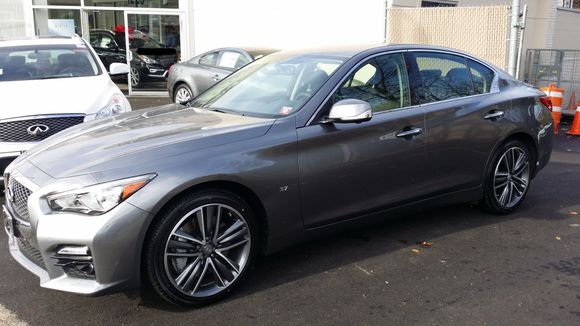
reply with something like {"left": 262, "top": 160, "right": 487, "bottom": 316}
{"left": 0, "top": 44, "right": 101, "bottom": 81}
{"left": 329, "top": 53, "right": 410, "bottom": 113}
{"left": 407, "top": 52, "right": 474, "bottom": 104}
{"left": 218, "top": 51, "right": 251, "bottom": 69}
{"left": 199, "top": 52, "right": 218, "bottom": 66}
{"left": 467, "top": 59, "right": 494, "bottom": 94}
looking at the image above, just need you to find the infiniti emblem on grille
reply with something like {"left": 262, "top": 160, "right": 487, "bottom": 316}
{"left": 26, "top": 124, "right": 50, "bottom": 136}
{"left": 6, "top": 184, "right": 15, "bottom": 203}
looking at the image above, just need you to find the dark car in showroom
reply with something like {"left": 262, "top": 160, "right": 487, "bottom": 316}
{"left": 89, "top": 28, "right": 178, "bottom": 88}
{"left": 3, "top": 44, "right": 553, "bottom": 306}
{"left": 167, "top": 47, "right": 278, "bottom": 103}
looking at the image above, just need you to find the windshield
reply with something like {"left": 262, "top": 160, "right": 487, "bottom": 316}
{"left": 0, "top": 44, "right": 101, "bottom": 82}
{"left": 190, "top": 53, "right": 345, "bottom": 118}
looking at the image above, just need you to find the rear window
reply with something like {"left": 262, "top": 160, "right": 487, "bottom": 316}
{"left": 0, "top": 44, "right": 101, "bottom": 82}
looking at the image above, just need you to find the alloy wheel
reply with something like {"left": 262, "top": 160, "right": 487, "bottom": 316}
{"left": 130, "top": 67, "right": 140, "bottom": 87}
{"left": 163, "top": 203, "right": 252, "bottom": 298}
{"left": 175, "top": 86, "right": 192, "bottom": 103}
{"left": 493, "top": 146, "right": 530, "bottom": 208}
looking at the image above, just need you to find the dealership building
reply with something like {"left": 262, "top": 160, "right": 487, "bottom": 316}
{"left": 1, "top": 0, "right": 579, "bottom": 95}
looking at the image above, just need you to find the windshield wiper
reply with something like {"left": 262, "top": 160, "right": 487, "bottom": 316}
{"left": 36, "top": 74, "right": 74, "bottom": 80}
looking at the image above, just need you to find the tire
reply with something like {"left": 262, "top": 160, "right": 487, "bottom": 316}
{"left": 173, "top": 84, "right": 193, "bottom": 103}
{"left": 130, "top": 66, "right": 141, "bottom": 88}
{"left": 480, "top": 139, "right": 534, "bottom": 214}
{"left": 144, "top": 190, "right": 258, "bottom": 306}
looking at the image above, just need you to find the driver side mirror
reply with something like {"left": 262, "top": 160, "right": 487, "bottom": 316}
{"left": 109, "top": 62, "right": 129, "bottom": 75}
{"left": 322, "top": 99, "right": 372, "bottom": 124}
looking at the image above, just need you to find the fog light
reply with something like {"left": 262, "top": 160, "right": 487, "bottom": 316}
{"left": 52, "top": 245, "right": 95, "bottom": 279}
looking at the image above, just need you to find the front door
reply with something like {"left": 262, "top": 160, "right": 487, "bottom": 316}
{"left": 297, "top": 53, "right": 427, "bottom": 227}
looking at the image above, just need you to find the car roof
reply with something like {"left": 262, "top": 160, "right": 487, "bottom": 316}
{"left": 0, "top": 35, "right": 84, "bottom": 47}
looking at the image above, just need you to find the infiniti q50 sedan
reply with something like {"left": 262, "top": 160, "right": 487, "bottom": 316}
{"left": 2, "top": 44, "right": 553, "bottom": 306}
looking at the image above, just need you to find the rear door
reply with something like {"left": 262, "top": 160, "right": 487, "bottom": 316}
{"left": 298, "top": 52, "right": 428, "bottom": 227}
{"left": 404, "top": 51, "right": 505, "bottom": 194}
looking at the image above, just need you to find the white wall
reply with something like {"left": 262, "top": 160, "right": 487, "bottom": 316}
{"left": 0, "top": 0, "right": 33, "bottom": 38}
{"left": 190, "top": 0, "right": 386, "bottom": 56}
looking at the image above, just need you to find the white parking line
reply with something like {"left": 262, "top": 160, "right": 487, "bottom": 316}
{"left": 0, "top": 304, "right": 27, "bottom": 326}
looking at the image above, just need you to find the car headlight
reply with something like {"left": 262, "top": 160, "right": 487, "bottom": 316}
{"left": 96, "top": 94, "right": 127, "bottom": 119}
{"left": 139, "top": 54, "right": 159, "bottom": 65}
{"left": 47, "top": 174, "right": 156, "bottom": 215}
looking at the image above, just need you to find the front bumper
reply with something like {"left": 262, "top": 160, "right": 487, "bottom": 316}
{"left": 3, "top": 169, "right": 152, "bottom": 296}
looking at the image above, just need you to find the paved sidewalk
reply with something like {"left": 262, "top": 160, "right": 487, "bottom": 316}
{"left": 127, "top": 96, "right": 172, "bottom": 111}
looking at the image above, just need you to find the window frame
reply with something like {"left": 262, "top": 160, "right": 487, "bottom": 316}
{"left": 305, "top": 49, "right": 499, "bottom": 126}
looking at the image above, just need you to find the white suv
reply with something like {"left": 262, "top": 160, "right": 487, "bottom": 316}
{"left": 0, "top": 35, "right": 131, "bottom": 181}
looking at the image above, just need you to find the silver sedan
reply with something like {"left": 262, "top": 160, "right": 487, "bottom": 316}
{"left": 167, "top": 47, "right": 278, "bottom": 103}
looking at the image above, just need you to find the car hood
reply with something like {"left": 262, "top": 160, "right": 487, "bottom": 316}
{"left": 24, "top": 104, "right": 275, "bottom": 178}
{"left": 0, "top": 75, "right": 116, "bottom": 121}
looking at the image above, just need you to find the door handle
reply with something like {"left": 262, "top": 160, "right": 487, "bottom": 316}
{"left": 396, "top": 127, "right": 423, "bottom": 138}
{"left": 484, "top": 110, "right": 504, "bottom": 120}
{"left": 211, "top": 74, "right": 220, "bottom": 81}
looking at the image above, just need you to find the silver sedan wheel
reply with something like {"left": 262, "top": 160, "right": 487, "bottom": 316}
{"left": 175, "top": 86, "right": 192, "bottom": 103}
{"left": 493, "top": 146, "right": 530, "bottom": 208}
{"left": 163, "top": 204, "right": 252, "bottom": 298}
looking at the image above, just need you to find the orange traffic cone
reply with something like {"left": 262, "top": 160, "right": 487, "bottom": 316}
{"left": 568, "top": 90, "right": 576, "bottom": 112}
{"left": 567, "top": 100, "right": 580, "bottom": 136}
{"left": 540, "top": 84, "right": 565, "bottom": 134}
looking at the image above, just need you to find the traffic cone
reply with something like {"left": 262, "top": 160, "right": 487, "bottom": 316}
{"left": 568, "top": 90, "right": 576, "bottom": 112}
{"left": 540, "top": 84, "right": 565, "bottom": 135}
{"left": 567, "top": 100, "right": 580, "bottom": 136}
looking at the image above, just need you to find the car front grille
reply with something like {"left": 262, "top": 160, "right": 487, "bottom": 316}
{"left": 16, "top": 236, "right": 44, "bottom": 268}
{"left": 7, "top": 177, "right": 32, "bottom": 222}
{"left": 0, "top": 116, "right": 85, "bottom": 142}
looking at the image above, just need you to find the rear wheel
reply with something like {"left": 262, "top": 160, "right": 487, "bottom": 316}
{"left": 173, "top": 84, "right": 193, "bottom": 103}
{"left": 480, "top": 140, "right": 533, "bottom": 214}
{"left": 144, "top": 190, "right": 257, "bottom": 306}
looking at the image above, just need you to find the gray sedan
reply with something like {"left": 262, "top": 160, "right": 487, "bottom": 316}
{"left": 167, "top": 47, "right": 278, "bottom": 103}
{"left": 3, "top": 44, "right": 553, "bottom": 306}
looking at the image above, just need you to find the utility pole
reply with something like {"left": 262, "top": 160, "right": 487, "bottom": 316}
{"left": 507, "top": 0, "right": 521, "bottom": 77}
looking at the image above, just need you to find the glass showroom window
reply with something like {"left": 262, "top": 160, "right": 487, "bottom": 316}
{"left": 33, "top": 8, "right": 81, "bottom": 36}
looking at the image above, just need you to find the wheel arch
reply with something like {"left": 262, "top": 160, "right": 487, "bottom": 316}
{"left": 141, "top": 179, "right": 270, "bottom": 260}
{"left": 172, "top": 80, "right": 195, "bottom": 100}
{"left": 482, "top": 131, "right": 538, "bottom": 188}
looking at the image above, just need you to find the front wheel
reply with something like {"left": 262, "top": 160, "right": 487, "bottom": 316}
{"left": 480, "top": 140, "right": 533, "bottom": 214}
{"left": 144, "top": 190, "right": 257, "bottom": 306}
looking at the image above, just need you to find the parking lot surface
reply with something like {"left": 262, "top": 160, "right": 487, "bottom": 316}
{"left": 1, "top": 111, "right": 579, "bottom": 325}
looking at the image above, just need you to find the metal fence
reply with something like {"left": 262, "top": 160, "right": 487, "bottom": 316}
{"left": 524, "top": 49, "right": 580, "bottom": 115}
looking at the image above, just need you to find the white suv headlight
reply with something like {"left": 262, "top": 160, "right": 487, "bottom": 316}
{"left": 96, "top": 94, "right": 127, "bottom": 119}
{"left": 47, "top": 174, "right": 156, "bottom": 215}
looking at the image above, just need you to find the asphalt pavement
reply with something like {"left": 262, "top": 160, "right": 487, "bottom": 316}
{"left": 0, "top": 116, "right": 579, "bottom": 325}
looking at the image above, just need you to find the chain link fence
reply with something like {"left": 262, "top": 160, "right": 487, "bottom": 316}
{"left": 524, "top": 49, "right": 580, "bottom": 115}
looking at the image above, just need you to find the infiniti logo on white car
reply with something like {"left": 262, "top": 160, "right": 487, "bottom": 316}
{"left": 27, "top": 124, "right": 50, "bottom": 136}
